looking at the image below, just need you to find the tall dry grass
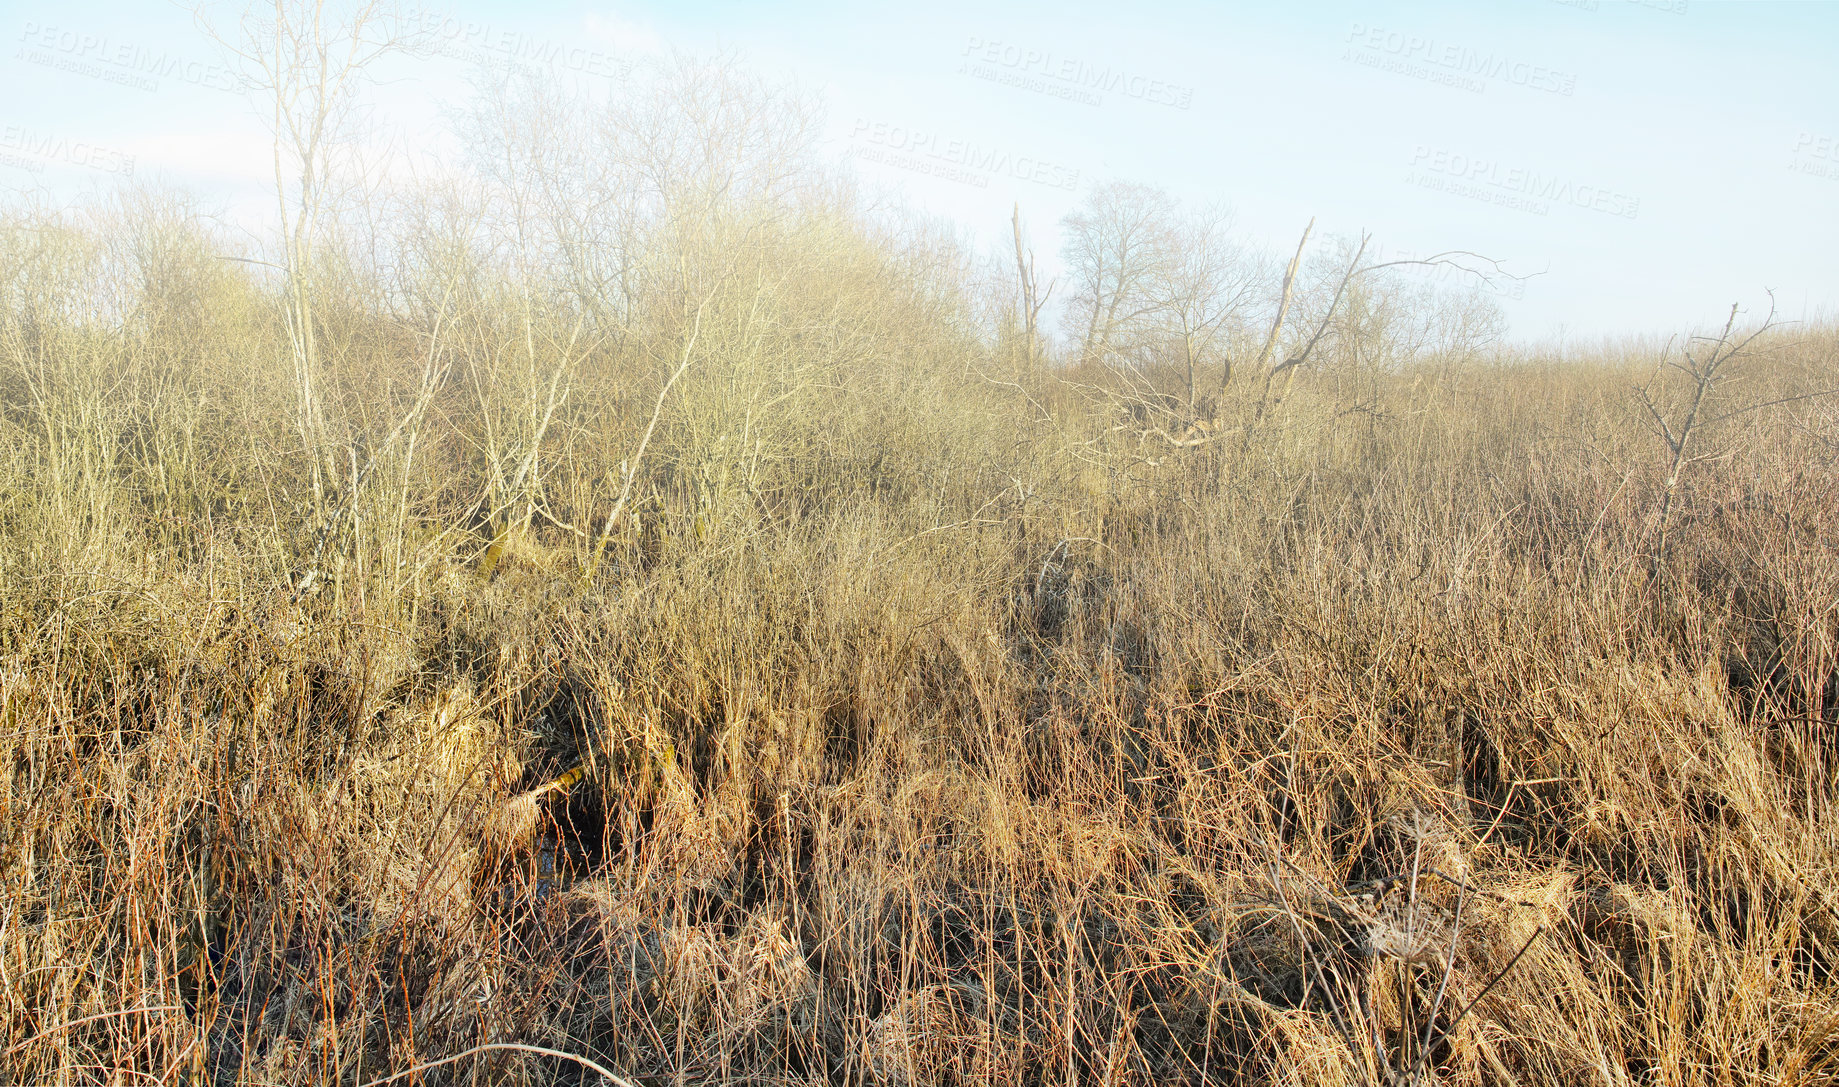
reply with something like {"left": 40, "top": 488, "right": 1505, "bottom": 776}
{"left": 2, "top": 66, "right": 1838, "bottom": 1087}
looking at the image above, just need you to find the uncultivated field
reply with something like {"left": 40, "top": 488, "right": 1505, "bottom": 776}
{"left": 3, "top": 58, "right": 1839, "bottom": 1087}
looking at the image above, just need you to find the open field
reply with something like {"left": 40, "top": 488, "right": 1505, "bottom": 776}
{"left": 4, "top": 40, "right": 1839, "bottom": 1087}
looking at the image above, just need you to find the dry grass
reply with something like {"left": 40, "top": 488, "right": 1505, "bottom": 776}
{"left": 3, "top": 91, "right": 1839, "bottom": 1087}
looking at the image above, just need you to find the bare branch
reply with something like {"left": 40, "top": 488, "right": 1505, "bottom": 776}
{"left": 1274, "top": 230, "right": 1371, "bottom": 378}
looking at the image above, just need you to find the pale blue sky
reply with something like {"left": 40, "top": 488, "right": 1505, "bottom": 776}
{"left": 3, "top": 0, "right": 1836, "bottom": 342}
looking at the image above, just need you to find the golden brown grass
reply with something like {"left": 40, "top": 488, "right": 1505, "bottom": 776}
{"left": 1, "top": 175, "right": 1837, "bottom": 1086}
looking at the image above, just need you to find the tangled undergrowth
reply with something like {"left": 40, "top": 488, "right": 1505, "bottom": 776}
{"left": 5, "top": 318, "right": 1837, "bottom": 1085}
{"left": 3, "top": 76, "right": 1838, "bottom": 1083}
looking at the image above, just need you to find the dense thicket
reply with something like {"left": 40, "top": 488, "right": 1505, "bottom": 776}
{"left": 2, "top": 51, "right": 1837, "bottom": 1087}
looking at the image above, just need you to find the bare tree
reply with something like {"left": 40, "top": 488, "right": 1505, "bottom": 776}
{"left": 1060, "top": 181, "right": 1178, "bottom": 366}
{"left": 1238, "top": 217, "right": 1314, "bottom": 424}
{"left": 1253, "top": 223, "right": 1363, "bottom": 422}
{"left": 1067, "top": 204, "right": 1527, "bottom": 452}
{"left": 1011, "top": 203, "right": 1053, "bottom": 370}
{"left": 1627, "top": 297, "right": 1837, "bottom": 572}
{"left": 1296, "top": 252, "right": 1507, "bottom": 431}
{"left": 1150, "top": 201, "right": 1259, "bottom": 413}
{"left": 1246, "top": 230, "right": 1537, "bottom": 427}
{"left": 199, "top": 0, "right": 411, "bottom": 532}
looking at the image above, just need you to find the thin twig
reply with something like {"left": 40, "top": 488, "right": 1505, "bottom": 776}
{"left": 357, "top": 1042, "right": 639, "bottom": 1087}
{"left": 1, "top": 1005, "right": 180, "bottom": 1059}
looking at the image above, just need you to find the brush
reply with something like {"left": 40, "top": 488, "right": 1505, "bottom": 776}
{"left": 481, "top": 763, "right": 588, "bottom": 861}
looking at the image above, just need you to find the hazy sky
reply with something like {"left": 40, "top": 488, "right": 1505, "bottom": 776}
{"left": 4, "top": 0, "right": 1836, "bottom": 343}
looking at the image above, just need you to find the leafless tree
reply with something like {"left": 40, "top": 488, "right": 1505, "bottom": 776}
{"left": 199, "top": 0, "right": 411, "bottom": 518}
{"left": 1628, "top": 297, "right": 1836, "bottom": 571}
{"left": 1054, "top": 187, "right": 1529, "bottom": 454}
{"left": 199, "top": 0, "right": 428, "bottom": 600}
{"left": 1150, "top": 201, "right": 1261, "bottom": 413}
{"left": 1060, "top": 181, "right": 1179, "bottom": 366}
{"left": 1012, "top": 203, "right": 1053, "bottom": 370}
